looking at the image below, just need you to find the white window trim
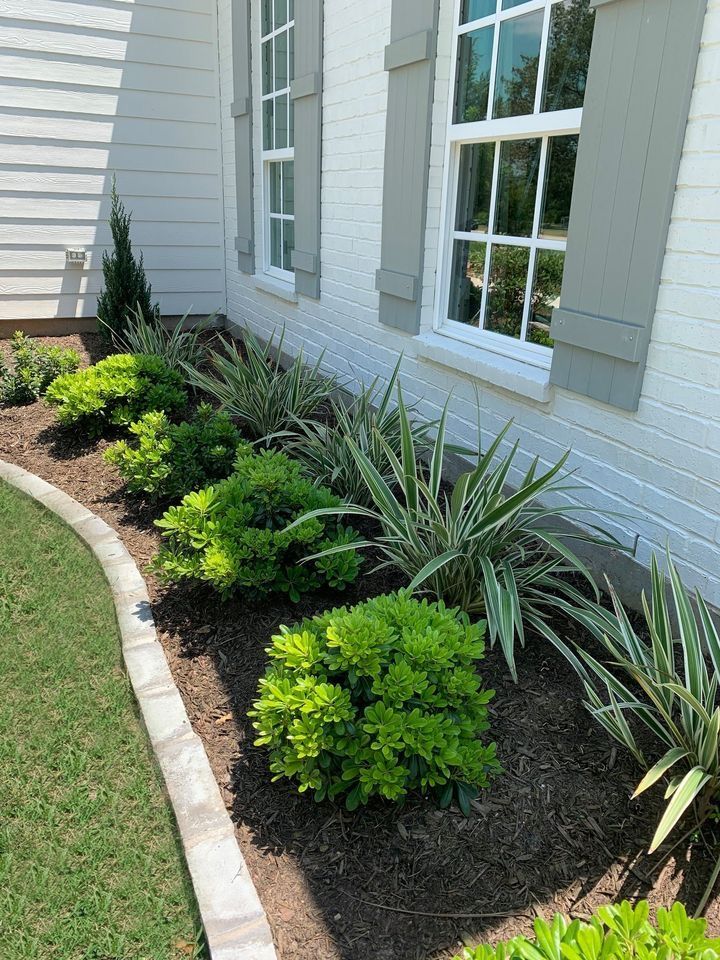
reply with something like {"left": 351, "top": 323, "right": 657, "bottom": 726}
{"left": 433, "top": 0, "right": 584, "bottom": 370}
{"left": 260, "top": 12, "right": 295, "bottom": 286}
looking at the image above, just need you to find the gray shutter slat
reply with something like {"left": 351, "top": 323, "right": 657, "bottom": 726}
{"left": 376, "top": 0, "right": 440, "bottom": 334}
{"left": 550, "top": 0, "right": 706, "bottom": 411}
{"left": 290, "top": 0, "right": 323, "bottom": 299}
{"left": 231, "top": 0, "right": 254, "bottom": 274}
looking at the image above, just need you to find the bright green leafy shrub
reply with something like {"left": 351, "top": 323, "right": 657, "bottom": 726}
{"left": 150, "top": 447, "right": 362, "bottom": 600}
{"left": 45, "top": 353, "right": 187, "bottom": 435}
{"left": 0, "top": 331, "right": 80, "bottom": 406}
{"left": 455, "top": 900, "right": 720, "bottom": 960}
{"left": 104, "top": 403, "right": 243, "bottom": 500}
{"left": 251, "top": 592, "right": 499, "bottom": 811}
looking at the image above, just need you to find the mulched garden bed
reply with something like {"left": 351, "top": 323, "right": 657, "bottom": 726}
{"left": 2, "top": 331, "right": 719, "bottom": 960}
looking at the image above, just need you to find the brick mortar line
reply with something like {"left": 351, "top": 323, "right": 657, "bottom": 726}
{"left": 0, "top": 458, "right": 278, "bottom": 960}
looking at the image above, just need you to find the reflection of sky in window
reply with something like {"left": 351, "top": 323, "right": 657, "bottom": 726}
{"left": 493, "top": 10, "right": 543, "bottom": 118}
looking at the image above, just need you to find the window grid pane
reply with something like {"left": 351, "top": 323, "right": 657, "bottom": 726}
{"left": 445, "top": 0, "right": 594, "bottom": 349}
{"left": 262, "top": 11, "right": 295, "bottom": 278}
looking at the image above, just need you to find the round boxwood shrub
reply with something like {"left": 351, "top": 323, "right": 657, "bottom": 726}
{"left": 251, "top": 592, "right": 500, "bottom": 812}
{"left": 150, "top": 447, "right": 362, "bottom": 601}
{"left": 45, "top": 353, "right": 187, "bottom": 435}
{"left": 104, "top": 403, "right": 243, "bottom": 501}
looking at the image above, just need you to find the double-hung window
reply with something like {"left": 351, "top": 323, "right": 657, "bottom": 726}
{"left": 261, "top": 0, "right": 295, "bottom": 280}
{"left": 438, "top": 0, "right": 595, "bottom": 362}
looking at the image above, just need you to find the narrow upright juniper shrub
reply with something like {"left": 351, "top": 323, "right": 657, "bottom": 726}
{"left": 97, "top": 177, "right": 159, "bottom": 342}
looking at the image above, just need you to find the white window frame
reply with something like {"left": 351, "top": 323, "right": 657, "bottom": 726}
{"left": 434, "top": 0, "right": 586, "bottom": 369}
{"left": 260, "top": 11, "right": 295, "bottom": 284}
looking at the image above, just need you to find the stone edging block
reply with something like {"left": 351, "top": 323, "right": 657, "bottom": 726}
{"left": 0, "top": 459, "right": 277, "bottom": 960}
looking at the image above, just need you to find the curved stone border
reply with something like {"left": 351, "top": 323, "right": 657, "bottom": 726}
{"left": 0, "top": 459, "right": 277, "bottom": 960}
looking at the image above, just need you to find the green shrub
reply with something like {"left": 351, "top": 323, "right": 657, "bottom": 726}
{"left": 150, "top": 447, "right": 362, "bottom": 600}
{"left": 250, "top": 591, "right": 499, "bottom": 812}
{"left": 97, "top": 177, "right": 159, "bottom": 342}
{"left": 104, "top": 403, "right": 243, "bottom": 501}
{"left": 185, "top": 326, "right": 336, "bottom": 440}
{"left": 110, "top": 305, "right": 215, "bottom": 374}
{"left": 283, "top": 357, "right": 470, "bottom": 507}
{"left": 0, "top": 332, "right": 80, "bottom": 406}
{"left": 574, "top": 551, "right": 720, "bottom": 856}
{"left": 292, "top": 391, "right": 620, "bottom": 681}
{"left": 45, "top": 353, "right": 187, "bottom": 435}
{"left": 455, "top": 900, "right": 720, "bottom": 960}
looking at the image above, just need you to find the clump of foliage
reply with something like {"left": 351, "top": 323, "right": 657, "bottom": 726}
{"left": 185, "top": 326, "right": 336, "bottom": 440}
{"left": 150, "top": 447, "right": 361, "bottom": 601}
{"left": 293, "top": 392, "right": 619, "bottom": 681}
{"left": 0, "top": 332, "right": 80, "bottom": 406}
{"left": 109, "top": 305, "right": 215, "bottom": 375}
{"left": 104, "top": 403, "right": 242, "bottom": 501}
{"left": 97, "top": 177, "right": 159, "bottom": 343}
{"left": 283, "top": 358, "right": 471, "bottom": 507}
{"left": 251, "top": 591, "right": 499, "bottom": 812}
{"left": 45, "top": 354, "right": 187, "bottom": 435}
{"left": 456, "top": 901, "right": 720, "bottom": 960}
{"left": 575, "top": 552, "right": 720, "bottom": 865}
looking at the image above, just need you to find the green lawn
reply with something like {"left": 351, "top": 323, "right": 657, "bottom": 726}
{"left": 0, "top": 480, "right": 206, "bottom": 959}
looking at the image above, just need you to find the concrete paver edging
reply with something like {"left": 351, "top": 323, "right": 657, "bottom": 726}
{"left": 0, "top": 459, "right": 277, "bottom": 960}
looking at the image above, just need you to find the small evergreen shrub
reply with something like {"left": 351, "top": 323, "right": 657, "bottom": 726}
{"left": 104, "top": 403, "right": 243, "bottom": 501}
{"left": 150, "top": 448, "right": 362, "bottom": 600}
{"left": 45, "top": 354, "right": 187, "bottom": 435}
{"left": 0, "top": 332, "right": 79, "bottom": 406}
{"left": 251, "top": 592, "right": 499, "bottom": 811}
{"left": 97, "top": 177, "right": 159, "bottom": 342}
{"left": 455, "top": 900, "right": 720, "bottom": 960}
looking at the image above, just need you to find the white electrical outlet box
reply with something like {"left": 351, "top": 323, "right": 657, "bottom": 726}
{"left": 66, "top": 248, "right": 86, "bottom": 265}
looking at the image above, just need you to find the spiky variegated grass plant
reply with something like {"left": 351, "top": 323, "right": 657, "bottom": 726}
{"left": 575, "top": 552, "right": 720, "bottom": 858}
{"left": 184, "top": 325, "right": 336, "bottom": 441}
{"left": 292, "top": 391, "right": 620, "bottom": 681}
{"left": 106, "top": 305, "right": 216, "bottom": 374}
{"left": 280, "top": 358, "right": 472, "bottom": 506}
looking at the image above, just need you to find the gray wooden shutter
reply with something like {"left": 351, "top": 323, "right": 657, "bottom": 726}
{"left": 549, "top": 0, "right": 706, "bottom": 411}
{"left": 376, "top": 0, "right": 440, "bottom": 333}
{"left": 290, "top": 0, "right": 323, "bottom": 299}
{"left": 231, "top": 0, "right": 254, "bottom": 274}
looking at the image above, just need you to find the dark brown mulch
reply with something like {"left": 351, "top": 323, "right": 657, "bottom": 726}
{"left": 1, "top": 331, "right": 719, "bottom": 960}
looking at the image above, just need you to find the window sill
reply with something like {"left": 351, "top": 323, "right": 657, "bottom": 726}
{"left": 414, "top": 332, "right": 552, "bottom": 404}
{"left": 254, "top": 275, "right": 298, "bottom": 304}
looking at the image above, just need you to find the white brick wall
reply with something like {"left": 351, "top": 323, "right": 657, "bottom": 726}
{"left": 218, "top": 0, "right": 720, "bottom": 606}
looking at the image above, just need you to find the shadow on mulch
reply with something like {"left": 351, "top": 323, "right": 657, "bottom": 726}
{"left": 151, "top": 568, "right": 720, "bottom": 960}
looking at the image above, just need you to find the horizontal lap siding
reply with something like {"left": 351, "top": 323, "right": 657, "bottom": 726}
{"left": 0, "top": 0, "right": 225, "bottom": 321}
{"left": 219, "top": 0, "right": 720, "bottom": 608}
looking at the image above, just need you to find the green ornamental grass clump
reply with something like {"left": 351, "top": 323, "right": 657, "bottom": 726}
{"left": 150, "top": 447, "right": 361, "bottom": 601}
{"left": 45, "top": 353, "right": 187, "bottom": 435}
{"left": 455, "top": 900, "right": 720, "bottom": 960}
{"left": 0, "top": 331, "right": 80, "bottom": 406}
{"left": 251, "top": 592, "right": 499, "bottom": 812}
{"left": 104, "top": 403, "right": 242, "bottom": 501}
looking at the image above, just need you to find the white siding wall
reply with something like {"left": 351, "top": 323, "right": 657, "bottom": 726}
{"left": 218, "top": 0, "right": 720, "bottom": 607}
{"left": 0, "top": 0, "right": 226, "bottom": 321}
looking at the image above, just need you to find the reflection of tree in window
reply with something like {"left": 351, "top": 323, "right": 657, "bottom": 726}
{"left": 455, "top": 28, "right": 493, "bottom": 123}
{"left": 543, "top": 0, "right": 595, "bottom": 112}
